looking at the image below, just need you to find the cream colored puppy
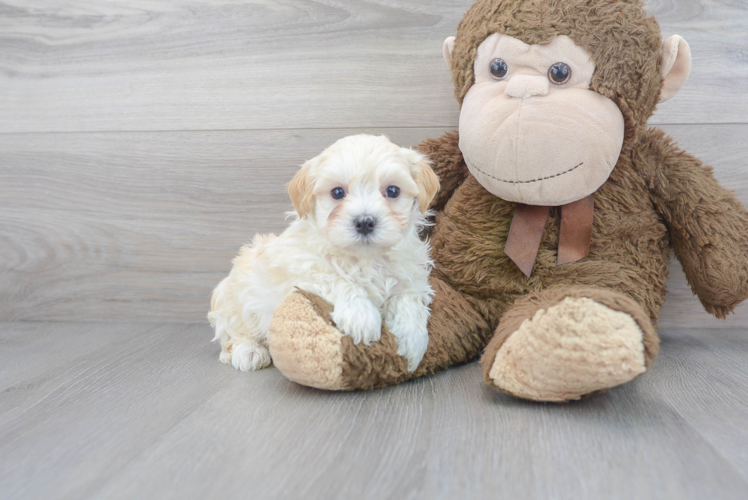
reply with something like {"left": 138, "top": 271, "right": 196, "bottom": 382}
{"left": 209, "top": 134, "right": 440, "bottom": 373}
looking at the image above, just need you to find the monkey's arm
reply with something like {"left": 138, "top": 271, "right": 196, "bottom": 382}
{"left": 415, "top": 131, "right": 470, "bottom": 211}
{"left": 640, "top": 127, "right": 748, "bottom": 318}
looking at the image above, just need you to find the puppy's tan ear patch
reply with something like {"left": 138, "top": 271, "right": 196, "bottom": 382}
{"left": 287, "top": 162, "right": 315, "bottom": 219}
{"left": 407, "top": 151, "right": 440, "bottom": 213}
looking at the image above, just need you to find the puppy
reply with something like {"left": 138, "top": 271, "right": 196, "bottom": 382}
{"left": 208, "top": 134, "right": 440, "bottom": 373}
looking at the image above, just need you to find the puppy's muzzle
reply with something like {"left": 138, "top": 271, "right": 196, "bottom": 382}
{"left": 354, "top": 216, "right": 377, "bottom": 236}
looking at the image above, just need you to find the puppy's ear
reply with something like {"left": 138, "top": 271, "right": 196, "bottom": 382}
{"left": 404, "top": 149, "right": 440, "bottom": 213}
{"left": 287, "top": 161, "right": 315, "bottom": 219}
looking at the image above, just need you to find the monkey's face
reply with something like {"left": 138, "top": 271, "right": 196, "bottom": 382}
{"left": 456, "top": 34, "right": 625, "bottom": 206}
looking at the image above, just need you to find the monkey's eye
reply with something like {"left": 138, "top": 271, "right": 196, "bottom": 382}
{"left": 331, "top": 187, "right": 346, "bottom": 200}
{"left": 548, "top": 62, "right": 571, "bottom": 84}
{"left": 489, "top": 58, "right": 508, "bottom": 80}
{"left": 385, "top": 186, "right": 400, "bottom": 198}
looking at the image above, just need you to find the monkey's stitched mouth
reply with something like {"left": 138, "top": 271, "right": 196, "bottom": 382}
{"left": 465, "top": 159, "right": 584, "bottom": 184}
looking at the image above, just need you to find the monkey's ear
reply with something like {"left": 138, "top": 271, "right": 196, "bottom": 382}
{"left": 403, "top": 149, "right": 440, "bottom": 213}
{"left": 287, "top": 161, "right": 315, "bottom": 219}
{"left": 443, "top": 36, "right": 456, "bottom": 68}
{"left": 659, "top": 35, "right": 691, "bottom": 103}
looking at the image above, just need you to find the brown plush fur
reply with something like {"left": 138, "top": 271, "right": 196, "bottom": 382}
{"left": 267, "top": 0, "right": 748, "bottom": 399}
{"left": 637, "top": 128, "right": 748, "bottom": 318}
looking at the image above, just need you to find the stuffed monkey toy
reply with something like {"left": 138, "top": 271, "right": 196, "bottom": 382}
{"left": 267, "top": 0, "right": 748, "bottom": 402}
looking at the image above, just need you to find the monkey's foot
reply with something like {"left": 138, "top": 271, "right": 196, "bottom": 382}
{"left": 268, "top": 290, "right": 413, "bottom": 391}
{"left": 270, "top": 277, "right": 493, "bottom": 391}
{"left": 482, "top": 288, "right": 659, "bottom": 402}
{"left": 268, "top": 291, "right": 348, "bottom": 390}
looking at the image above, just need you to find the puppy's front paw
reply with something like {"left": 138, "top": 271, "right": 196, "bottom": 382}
{"left": 229, "top": 341, "right": 271, "bottom": 372}
{"left": 386, "top": 318, "right": 429, "bottom": 372}
{"left": 332, "top": 299, "right": 382, "bottom": 345}
{"left": 385, "top": 295, "right": 431, "bottom": 372}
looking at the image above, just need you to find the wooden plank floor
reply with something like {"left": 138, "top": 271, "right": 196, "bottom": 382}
{"left": 1, "top": 322, "right": 747, "bottom": 500}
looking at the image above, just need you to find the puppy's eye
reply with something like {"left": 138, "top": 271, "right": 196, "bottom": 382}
{"left": 331, "top": 187, "right": 346, "bottom": 200}
{"left": 385, "top": 186, "right": 400, "bottom": 198}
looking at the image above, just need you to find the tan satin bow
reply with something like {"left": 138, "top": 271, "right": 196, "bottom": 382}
{"left": 504, "top": 194, "right": 595, "bottom": 277}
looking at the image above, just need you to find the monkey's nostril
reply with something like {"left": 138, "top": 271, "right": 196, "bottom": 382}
{"left": 354, "top": 216, "right": 377, "bottom": 236}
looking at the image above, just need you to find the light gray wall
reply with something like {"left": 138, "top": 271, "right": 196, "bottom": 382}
{"left": 1, "top": 0, "right": 746, "bottom": 325}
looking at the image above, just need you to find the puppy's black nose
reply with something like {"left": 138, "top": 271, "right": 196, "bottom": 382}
{"left": 354, "top": 216, "right": 377, "bottom": 236}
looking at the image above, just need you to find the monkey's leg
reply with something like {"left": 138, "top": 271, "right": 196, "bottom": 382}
{"left": 268, "top": 277, "right": 492, "bottom": 390}
{"left": 481, "top": 287, "right": 660, "bottom": 402}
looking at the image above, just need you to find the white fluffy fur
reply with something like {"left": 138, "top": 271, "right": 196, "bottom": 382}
{"left": 208, "top": 135, "right": 437, "bottom": 373}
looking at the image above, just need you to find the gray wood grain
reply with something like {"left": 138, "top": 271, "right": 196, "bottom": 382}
{"left": 0, "top": 322, "right": 161, "bottom": 422}
{"left": 2, "top": 125, "right": 747, "bottom": 325}
{"left": 650, "top": 328, "right": 748, "bottom": 479}
{"left": 1, "top": 322, "right": 747, "bottom": 500}
{"left": 0, "top": 0, "right": 746, "bottom": 134}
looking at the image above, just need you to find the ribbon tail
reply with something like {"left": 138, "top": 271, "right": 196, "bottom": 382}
{"left": 557, "top": 194, "right": 595, "bottom": 265}
{"left": 505, "top": 204, "right": 551, "bottom": 278}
